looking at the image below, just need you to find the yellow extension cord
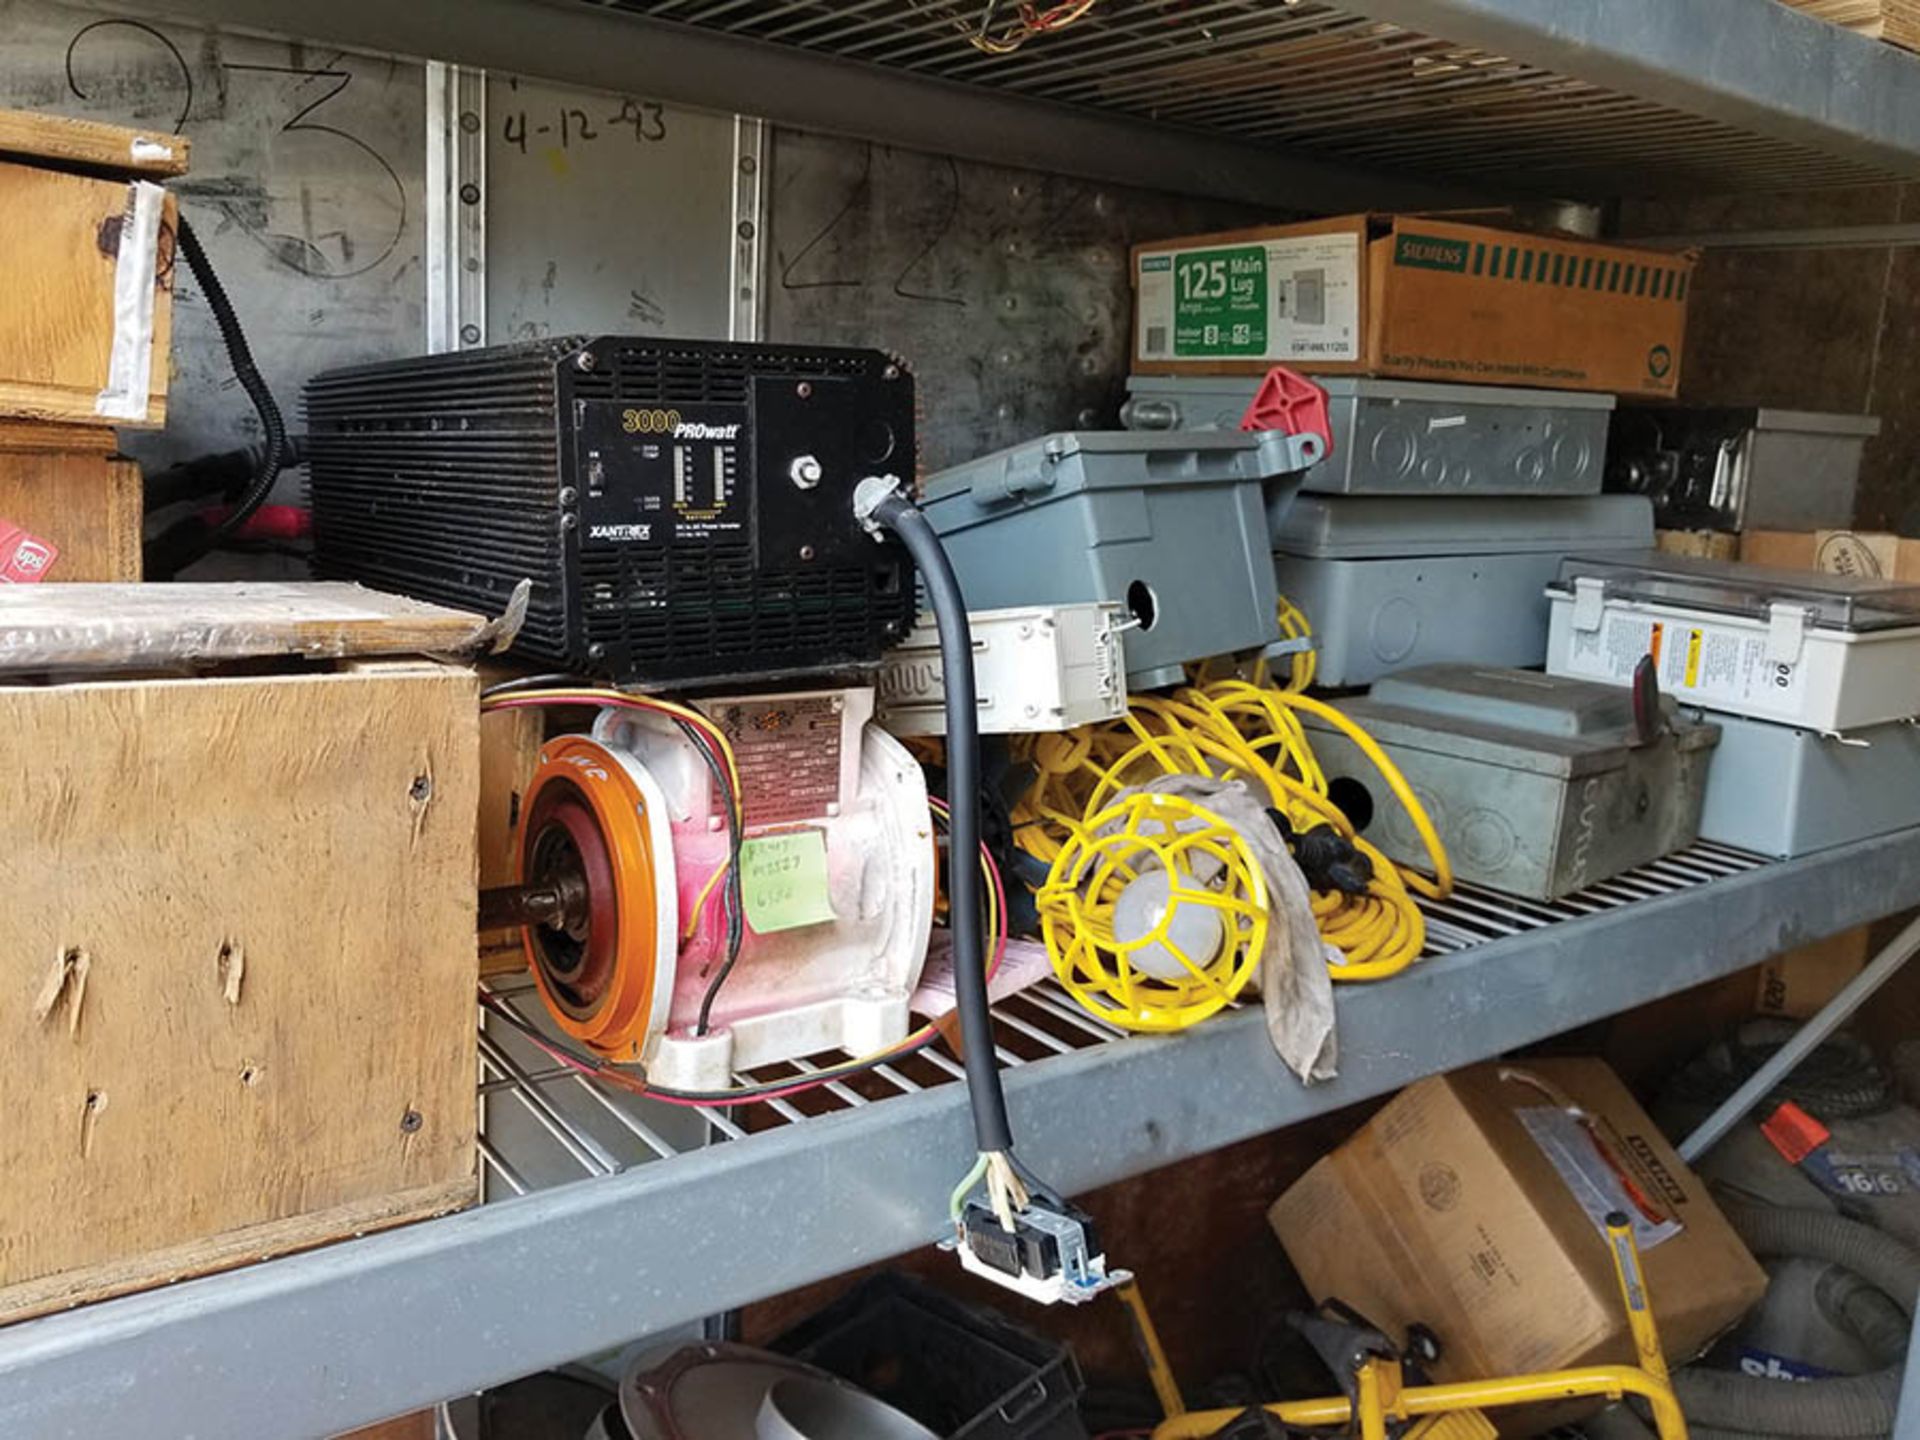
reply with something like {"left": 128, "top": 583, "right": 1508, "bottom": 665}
{"left": 1016, "top": 601, "right": 1453, "bottom": 1025}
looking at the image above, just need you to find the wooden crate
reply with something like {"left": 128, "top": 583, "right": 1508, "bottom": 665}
{"left": 0, "top": 422, "right": 141, "bottom": 580}
{"left": 0, "top": 657, "right": 481, "bottom": 1323}
{"left": 0, "top": 109, "right": 185, "bottom": 428}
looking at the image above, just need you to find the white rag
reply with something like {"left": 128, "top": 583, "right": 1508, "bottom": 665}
{"left": 1132, "top": 774, "right": 1340, "bottom": 1083}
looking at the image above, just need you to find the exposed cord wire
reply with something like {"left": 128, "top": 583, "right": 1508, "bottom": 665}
{"left": 479, "top": 804, "right": 1010, "bottom": 1110}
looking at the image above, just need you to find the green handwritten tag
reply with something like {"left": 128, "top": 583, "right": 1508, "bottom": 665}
{"left": 739, "top": 830, "right": 836, "bottom": 934}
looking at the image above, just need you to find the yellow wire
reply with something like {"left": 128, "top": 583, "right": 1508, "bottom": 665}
{"left": 480, "top": 687, "right": 742, "bottom": 818}
{"left": 1024, "top": 635, "right": 1451, "bottom": 1004}
{"left": 683, "top": 860, "right": 732, "bottom": 942}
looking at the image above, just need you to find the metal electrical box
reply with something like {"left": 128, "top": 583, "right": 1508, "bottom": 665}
{"left": 1121, "top": 375, "right": 1613, "bottom": 499}
{"left": 1605, "top": 406, "right": 1881, "bottom": 533}
{"left": 307, "top": 336, "right": 918, "bottom": 687}
{"left": 1273, "top": 494, "right": 1653, "bottom": 686}
{"left": 1691, "top": 709, "right": 1920, "bottom": 858}
{"left": 1547, "top": 554, "right": 1920, "bottom": 732}
{"left": 921, "top": 429, "right": 1315, "bottom": 689}
{"left": 1304, "top": 665, "right": 1720, "bottom": 900}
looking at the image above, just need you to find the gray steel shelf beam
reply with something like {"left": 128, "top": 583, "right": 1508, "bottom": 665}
{"left": 147, "top": 0, "right": 1471, "bottom": 213}
{"left": 1358, "top": 0, "right": 1920, "bottom": 180}
{"left": 5, "top": 826, "right": 1920, "bottom": 1439}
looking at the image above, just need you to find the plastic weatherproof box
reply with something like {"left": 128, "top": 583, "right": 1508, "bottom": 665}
{"left": 1122, "top": 374, "right": 1615, "bottom": 498}
{"left": 1547, "top": 553, "right": 1920, "bottom": 732}
{"left": 876, "top": 602, "right": 1127, "bottom": 736}
{"left": 922, "top": 430, "right": 1313, "bottom": 689}
{"left": 1273, "top": 494, "right": 1653, "bottom": 686}
{"left": 1689, "top": 708, "right": 1920, "bottom": 858}
{"left": 1301, "top": 664, "right": 1719, "bottom": 900}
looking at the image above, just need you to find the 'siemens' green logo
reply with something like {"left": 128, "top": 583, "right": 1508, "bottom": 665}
{"left": 1395, "top": 233, "right": 1470, "bottom": 272}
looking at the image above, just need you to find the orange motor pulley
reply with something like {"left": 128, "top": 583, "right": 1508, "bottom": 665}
{"left": 517, "top": 736, "right": 675, "bottom": 1063}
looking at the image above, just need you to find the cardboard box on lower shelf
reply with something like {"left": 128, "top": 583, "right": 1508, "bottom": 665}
{"left": 1754, "top": 927, "right": 1871, "bottom": 1018}
{"left": 1269, "top": 1058, "right": 1765, "bottom": 1435}
{"left": 1742, "top": 527, "right": 1920, "bottom": 579}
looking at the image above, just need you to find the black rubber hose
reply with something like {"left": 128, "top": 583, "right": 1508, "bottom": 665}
{"left": 1672, "top": 1204, "right": 1920, "bottom": 1438}
{"left": 144, "top": 435, "right": 308, "bottom": 511}
{"left": 147, "top": 217, "right": 286, "bottom": 577}
{"left": 869, "top": 491, "right": 1013, "bottom": 1155}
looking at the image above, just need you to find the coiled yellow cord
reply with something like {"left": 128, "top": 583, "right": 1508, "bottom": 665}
{"left": 1016, "top": 601, "right": 1451, "bottom": 995}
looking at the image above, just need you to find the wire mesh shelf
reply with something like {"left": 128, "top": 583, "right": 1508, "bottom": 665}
{"left": 587, "top": 0, "right": 1919, "bottom": 193}
{"left": 476, "top": 839, "right": 1769, "bottom": 1194}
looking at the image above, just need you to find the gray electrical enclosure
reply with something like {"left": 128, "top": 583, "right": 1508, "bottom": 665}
{"left": 1304, "top": 665, "right": 1719, "bottom": 900}
{"left": 1273, "top": 494, "right": 1653, "bottom": 685}
{"left": 1692, "top": 708, "right": 1920, "bottom": 858}
{"left": 1121, "top": 375, "right": 1613, "bottom": 498}
{"left": 922, "top": 430, "right": 1312, "bottom": 688}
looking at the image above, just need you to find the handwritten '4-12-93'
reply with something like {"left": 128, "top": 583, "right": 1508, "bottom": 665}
{"left": 503, "top": 98, "right": 668, "bottom": 154}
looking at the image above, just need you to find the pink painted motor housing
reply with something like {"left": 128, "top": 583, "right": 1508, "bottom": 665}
{"left": 592, "top": 688, "right": 935, "bottom": 1091}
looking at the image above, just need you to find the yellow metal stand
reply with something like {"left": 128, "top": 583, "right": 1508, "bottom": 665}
{"left": 1149, "top": 1214, "right": 1688, "bottom": 1439}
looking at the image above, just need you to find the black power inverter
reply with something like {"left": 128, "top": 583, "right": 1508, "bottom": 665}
{"left": 306, "top": 336, "right": 918, "bottom": 687}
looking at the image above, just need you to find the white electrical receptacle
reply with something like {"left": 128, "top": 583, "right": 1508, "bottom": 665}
{"left": 877, "top": 602, "right": 1127, "bottom": 737}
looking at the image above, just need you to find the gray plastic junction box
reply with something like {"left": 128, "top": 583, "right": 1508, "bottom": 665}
{"left": 1273, "top": 493, "right": 1653, "bottom": 686}
{"left": 922, "top": 429, "right": 1317, "bottom": 689}
{"left": 1690, "top": 707, "right": 1920, "bottom": 858}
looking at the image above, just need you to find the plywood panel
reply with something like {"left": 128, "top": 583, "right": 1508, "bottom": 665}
{"left": 0, "top": 664, "right": 479, "bottom": 1321}
{"left": 0, "top": 581, "right": 487, "bottom": 670}
{"left": 0, "top": 424, "right": 141, "bottom": 580}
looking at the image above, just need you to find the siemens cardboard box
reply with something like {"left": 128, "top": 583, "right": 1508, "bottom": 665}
{"left": 1269, "top": 1059, "right": 1762, "bottom": 1432}
{"left": 1132, "top": 215, "right": 1695, "bottom": 395}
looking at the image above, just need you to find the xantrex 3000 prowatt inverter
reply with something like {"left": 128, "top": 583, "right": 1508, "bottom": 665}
{"left": 307, "top": 336, "right": 918, "bottom": 687}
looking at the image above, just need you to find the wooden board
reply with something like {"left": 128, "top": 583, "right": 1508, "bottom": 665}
{"left": 335, "top": 1414, "right": 437, "bottom": 1440}
{"left": 0, "top": 582, "right": 490, "bottom": 671}
{"left": 478, "top": 701, "right": 545, "bottom": 976}
{"left": 0, "top": 663, "right": 479, "bottom": 1322}
{"left": 0, "top": 162, "right": 173, "bottom": 427}
{"left": 1654, "top": 528, "right": 1740, "bottom": 562}
{"left": 1780, "top": 0, "right": 1920, "bottom": 50}
{"left": 0, "top": 423, "right": 140, "bottom": 580}
{"left": 0, "top": 107, "right": 188, "bottom": 177}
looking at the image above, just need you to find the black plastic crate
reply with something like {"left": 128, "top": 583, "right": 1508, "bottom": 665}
{"left": 773, "top": 1273, "right": 1088, "bottom": 1440}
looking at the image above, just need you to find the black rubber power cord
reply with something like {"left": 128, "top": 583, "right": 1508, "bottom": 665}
{"left": 865, "top": 487, "right": 1014, "bottom": 1155}
{"left": 144, "top": 216, "right": 287, "bottom": 578}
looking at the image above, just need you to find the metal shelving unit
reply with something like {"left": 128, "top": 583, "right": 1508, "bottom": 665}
{"left": 5, "top": 829, "right": 1920, "bottom": 1436}
{"left": 10, "top": 2, "right": 1920, "bottom": 1435}
{"left": 180, "top": 0, "right": 1920, "bottom": 208}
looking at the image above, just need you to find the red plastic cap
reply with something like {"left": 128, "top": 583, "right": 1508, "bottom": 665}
{"left": 1239, "top": 365, "right": 1334, "bottom": 463}
{"left": 198, "top": 504, "right": 314, "bottom": 542}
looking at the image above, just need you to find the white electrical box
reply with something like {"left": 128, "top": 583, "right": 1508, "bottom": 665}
{"left": 877, "top": 603, "right": 1127, "bottom": 736}
{"left": 1546, "top": 553, "right": 1920, "bottom": 732}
